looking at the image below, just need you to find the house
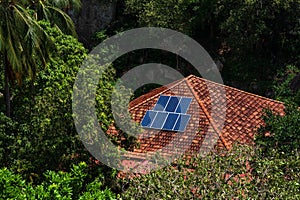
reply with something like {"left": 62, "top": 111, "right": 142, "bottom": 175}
{"left": 107, "top": 75, "right": 285, "bottom": 173}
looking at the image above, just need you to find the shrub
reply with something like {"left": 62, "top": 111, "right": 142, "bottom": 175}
{"left": 256, "top": 106, "right": 300, "bottom": 155}
{"left": 0, "top": 162, "right": 116, "bottom": 199}
{"left": 119, "top": 145, "right": 299, "bottom": 199}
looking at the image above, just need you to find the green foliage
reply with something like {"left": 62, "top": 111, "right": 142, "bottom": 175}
{"left": 30, "top": 0, "right": 79, "bottom": 36}
{"left": 253, "top": 65, "right": 300, "bottom": 198}
{"left": 125, "top": 0, "right": 193, "bottom": 32}
{"left": 0, "top": 113, "right": 16, "bottom": 164}
{"left": 221, "top": 57, "right": 274, "bottom": 95}
{"left": 218, "top": 0, "right": 300, "bottom": 63}
{"left": 94, "top": 30, "right": 109, "bottom": 44}
{"left": 253, "top": 152, "right": 300, "bottom": 199}
{"left": 47, "top": 0, "right": 81, "bottom": 12}
{"left": 0, "top": 0, "right": 53, "bottom": 83}
{"left": 215, "top": 0, "right": 300, "bottom": 94}
{"left": 0, "top": 0, "right": 79, "bottom": 83}
{"left": 0, "top": 162, "right": 116, "bottom": 199}
{"left": 0, "top": 112, "right": 32, "bottom": 173}
{"left": 95, "top": 63, "right": 117, "bottom": 131}
{"left": 9, "top": 22, "right": 87, "bottom": 175}
{"left": 0, "top": 167, "right": 28, "bottom": 199}
{"left": 273, "top": 65, "right": 300, "bottom": 105}
{"left": 120, "top": 145, "right": 299, "bottom": 199}
{"left": 123, "top": 0, "right": 300, "bottom": 95}
{"left": 255, "top": 65, "right": 300, "bottom": 155}
{"left": 109, "top": 83, "right": 139, "bottom": 150}
{"left": 256, "top": 106, "right": 300, "bottom": 155}
{"left": 119, "top": 147, "right": 250, "bottom": 199}
{"left": 78, "top": 178, "right": 116, "bottom": 200}
{"left": 4, "top": 22, "right": 117, "bottom": 178}
{"left": 124, "top": 0, "right": 300, "bottom": 64}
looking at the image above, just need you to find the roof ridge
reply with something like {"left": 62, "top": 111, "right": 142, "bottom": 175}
{"left": 184, "top": 76, "right": 230, "bottom": 150}
{"left": 129, "top": 78, "right": 187, "bottom": 111}
{"left": 188, "top": 75, "right": 284, "bottom": 105}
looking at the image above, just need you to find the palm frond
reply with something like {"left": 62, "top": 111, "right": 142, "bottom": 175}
{"left": 0, "top": 1, "right": 55, "bottom": 84}
{"left": 44, "top": 5, "right": 77, "bottom": 36}
{"left": 1, "top": 0, "right": 76, "bottom": 84}
{"left": 49, "top": 0, "right": 81, "bottom": 12}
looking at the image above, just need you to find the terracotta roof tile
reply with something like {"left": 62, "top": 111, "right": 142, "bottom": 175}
{"left": 107, "top": 74, "right": 285, "bottom": 168}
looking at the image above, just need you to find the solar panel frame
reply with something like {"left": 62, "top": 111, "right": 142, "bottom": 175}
{"left": 140, "top": 95, "right": 193, "bottom": 132}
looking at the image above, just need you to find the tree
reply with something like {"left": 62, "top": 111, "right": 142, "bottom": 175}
{"left": 0, "top": 0, "right": 80, "bottom": 117}
{"left": 9, "top": 21, "right": 87, "bottom": 175}
{"left": 7, "top": 21, "right": 119, "bottom": 177}
{"left": 125, "top": 0, "right": 193, "bottom": 32}
{"left": 46, "top": 0, "right": 81, "bottom": 11}
{"left": 256, "top": 65, "right": 300, "bottom": 154}
{"left": 0, "top": 0, "right": 53, "bottom": 117}
{"left": 218, "top": 0, "right": 300, "bottom": 63}
{"left": 29, "top": 0, "right": 81, "bottom": 35}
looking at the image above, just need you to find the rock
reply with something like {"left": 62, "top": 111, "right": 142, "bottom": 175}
{"left": 68, "top": 0, "right": 117, "bottom": 49}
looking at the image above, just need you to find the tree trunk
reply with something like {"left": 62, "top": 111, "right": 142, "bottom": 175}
{"left": 3, "top": 53, "right": 11, "bottom": 118}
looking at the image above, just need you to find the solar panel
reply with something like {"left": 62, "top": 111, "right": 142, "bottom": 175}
{"left": 153, "top": 95, "right": 170, "bottom": 111}
{"left": 162, "top": 113, "right": 179, "bottom": 130}
{"left": 176, "top": 97, "right": 192, "bottom": 114}
{"left": 140, "top": 95, "right": 193, "bottom": 132}
{"left": 165, "top": 96, "right": 180, "bottom": 112}
{"left": 151, "top": 112, "right": 168, "bottom": 129}
{"left": 140, "top": 110, "right": 157, "bottom": 127}
{"left": 173, "top": 114, "right": 191, "bottom": 132}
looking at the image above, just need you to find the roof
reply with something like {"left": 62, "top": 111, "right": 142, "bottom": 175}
{"left": 107, "top": 75, "right": 285, "bottom": 172}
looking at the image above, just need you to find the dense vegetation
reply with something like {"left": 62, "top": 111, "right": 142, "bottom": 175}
{"left": 0, "top": 0, "right": 299, "bottom": 199}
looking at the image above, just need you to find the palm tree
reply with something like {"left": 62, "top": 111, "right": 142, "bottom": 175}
{"left": 0, "top": 0, "right": 53, "bottom": 117}
{"left": 0, "top": 0, "right": 80, "bottom": 117}
{"left": 30, "top": 0, "right": 81, "bottom": 35}
{"left": 47, "top": 0, "right": 81, "bottom": 11}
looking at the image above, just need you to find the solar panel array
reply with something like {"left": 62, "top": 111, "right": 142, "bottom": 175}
{"left": 140, "top": 95, "right": 192, "bottom": 132}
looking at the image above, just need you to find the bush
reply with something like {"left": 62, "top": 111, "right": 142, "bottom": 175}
{"left": 256, "top": 65, "right": 300, "bottom": 155}
{"left": 119, "top": 146, "right": 255, "bottom": 199}
{"left": 273, "top": 65, "right": 300, "bottom": 105}
{"left": 0, "top": 162, "right": 116, "bottom": 199}
{"left": 256, "top": 106, "right": 300, "bottom": 155}
{"left": 0, "top": 112, "right": 32, "bottom": 174}
{"left": 119, "top": 145, "right": 299, "bottom": 199}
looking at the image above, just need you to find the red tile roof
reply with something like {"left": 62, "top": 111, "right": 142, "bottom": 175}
{"left": 107, "top": 75, "right": 285, "bottom": 171}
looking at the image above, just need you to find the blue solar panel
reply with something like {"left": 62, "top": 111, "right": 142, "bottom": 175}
{"left": 162, "top": 113, "right": 179, "bottom": 130}
{"left": 140, "top": 110, "right": 157, "bottom": 127}
{"left": 153, "top": 95, "right": 170, "bottom": 111}
{"left": 176, "top": 97, "right": 192, "bottom": 114}
{"left": 165, "top": 96, "right": 180, "bottom": 112}
{"left": 151, "top": 112, "right": 168, "bottom": 129}
{"left": 173, "top": 114, "right": 191, "bottom": 132}
{"left": 140, "top": 95, "right": 192, "bottom": 132}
